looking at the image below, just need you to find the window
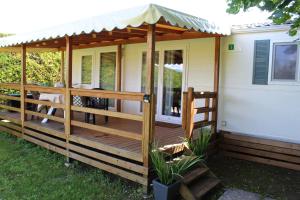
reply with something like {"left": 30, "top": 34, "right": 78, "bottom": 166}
{"left": 81, "top": 55, "right": 92, "bottom": 84}
{"left": 272, "top": 43, "right": 298, "bottom": 81}
{"left": 100, "top": 52, "right": 116, "bottom": 107}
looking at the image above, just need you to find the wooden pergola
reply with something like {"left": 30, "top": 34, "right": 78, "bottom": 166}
{"left": 0, "top": 4, "right": 226, "bottom": 193}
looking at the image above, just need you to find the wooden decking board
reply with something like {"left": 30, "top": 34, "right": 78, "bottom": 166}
{"left": 223, "top": 132, "right": 300, "bottom": 151}
{"left": 221, "top": 132, "right": 300, "bottom": 171}
{"left": 23, "top": 134, "right": 67, "bottom": 156}
{"left": 223, "top": 151, "right": 300, "bottom": 171}
{"left": 0, "top": 112, "right": 21, "bottom": 124}
{"left": 0, "top": 110, "right": 185, "bottom": 163}
{"left": 68, "top": 151, "right": 148, "bottom": 185}
{"left": 0, "top": 125, "right": 21, "bottom": 137}
{"left": 68, "top": 143, "right": 147, "bottom": 175}
{"left": 70, "top": 134, "right": 143, "bottom": 162}
{"left": 220, "top": 144, "right": 300, "bottom": 164}
{"left": 24, "top": 128, "right": 66, "bottom": 148}
{"left": 223, "top": 138, "right": 300, "bottom": 157}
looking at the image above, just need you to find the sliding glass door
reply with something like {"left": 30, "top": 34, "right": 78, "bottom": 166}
{"left": 162, "top": 50, "right": 183, "bottom": 119}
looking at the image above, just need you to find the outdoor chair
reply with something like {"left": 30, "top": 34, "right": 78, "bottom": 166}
{"left": 73, "top": 90, "right": 109, "bottom": 124}
{"left": 86, "top": 88, "right": 109, "bottom": 124}
{"left": 30, "top": 91, "right": 48, "bottom": 119}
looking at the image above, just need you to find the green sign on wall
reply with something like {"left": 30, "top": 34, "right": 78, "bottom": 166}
{"left": 228, "top": 43, "right": 234, "bottom": 50}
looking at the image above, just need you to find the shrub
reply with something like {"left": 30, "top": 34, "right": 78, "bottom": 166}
{"left": 150, "top": 143, "right": 201, "bottom": 185}
{"left": 186, "top": 128, "right": 211, "bottom": 158}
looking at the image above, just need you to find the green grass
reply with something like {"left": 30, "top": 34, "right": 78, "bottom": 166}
{"left": 207, "top": 154, "right": 300, "bottom": 200}
{"left": 1, "top": 131, "right": 299, "bottom": 200}
{"left": 0, "top": 132, "right": 143, "bottom": 200}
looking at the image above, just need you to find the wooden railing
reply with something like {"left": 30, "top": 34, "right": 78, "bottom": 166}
{"left": 24, "top": 85, "right": 66, "bottom": 124}
{"left": 0, "top": 83, "right": 152, "bottom": 185}
{"left": 70, "top": 88, "right": 148, "bottom": 162}
{"left": 0, "top": 83, "right": 21, "bottom": 113}
{"left": 182, "top": 87, "right": 217, "bottom": 138}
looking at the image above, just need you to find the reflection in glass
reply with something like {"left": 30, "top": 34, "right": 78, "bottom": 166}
{"left": 100, "top": 52, "right": 116, "bottom": 107}
{"left": 273, "top": 44, "right": 297, "bottom": 80}
{"left": 141, "top": 51, "right": 159, "bottom": 112}
{"left": 163, "top": 50, "right": 183, "bottom": 117}
{"left": 81, "top": 55, "right": 92, "bottom": 84}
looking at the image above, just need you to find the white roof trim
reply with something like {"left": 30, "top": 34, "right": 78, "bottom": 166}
{"left": 232, "top": 24, "right": 291, "bottom": 34}
{"left": 0, "top": 4, "right": 230, "bottom": 48}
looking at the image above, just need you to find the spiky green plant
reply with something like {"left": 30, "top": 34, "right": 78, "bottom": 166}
{"left": 186, "top": 128, "right": 211, "bottom": 158}
{"left": 150, "top": 143, "right": 201, "bottom": 185}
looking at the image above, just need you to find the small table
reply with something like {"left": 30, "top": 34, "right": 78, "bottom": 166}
{"left": 38, "top": 93, "right": 64, "bottom": 123}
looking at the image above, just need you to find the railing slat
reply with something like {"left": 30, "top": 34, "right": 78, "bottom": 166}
{"left": 0, "top": 94, "right": 21, "bottom": 101}
{"left": 194, "top": 92, "right": 217, "bottom": 99}
{"left": 25, "top": 110, "right": 65, "bottom": 123}
{"left": 0, "top": 83, "right": 21, "bottom": 90}
{"left": 25, "top": 85, "right": 66, "bottom": 94}
{"left": 0, "top": 104, "right": 21, "bottom": 112}
{"left": 71, "top": 105, "right": 143, "bottom": 121}
{"left": 195, "top": 107, "right": 216, "bottom": 114}
{"left": 25, "top": 98, "right": 65, "bottom": 109}
{"left": 70, "top": 88, "right": 144, "bottom": 101}
{"left": 194, "top": 120, "right": 216, "bottom": 129}
{"left": 71, "top": 120, "right": 142, "bottom": 141}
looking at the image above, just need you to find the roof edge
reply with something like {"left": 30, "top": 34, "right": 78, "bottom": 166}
{"left": 232, "top": 23, "right": 291, "bottom": 34}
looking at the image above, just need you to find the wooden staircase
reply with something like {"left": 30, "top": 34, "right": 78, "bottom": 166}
{"left": 180, "top": 165, "right": 221, "bottom": 200}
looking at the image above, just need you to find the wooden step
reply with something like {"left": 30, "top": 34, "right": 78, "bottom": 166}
{"left": 190, "top": 177, "right": 220, "bottom": 199}
{"left": 183, "top": 167, "right": 209, "bottom": 185}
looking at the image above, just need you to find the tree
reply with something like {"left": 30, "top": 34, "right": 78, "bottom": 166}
{"left": 0, "top": 33, "right": 62, "bottom": 94}
{"left": 226, "top": 0, "right": 300, "bottom": 35}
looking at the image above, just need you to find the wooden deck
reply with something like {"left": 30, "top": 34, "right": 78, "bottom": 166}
{"left": 0, "top": 110, "right": 184, "bottom": 155}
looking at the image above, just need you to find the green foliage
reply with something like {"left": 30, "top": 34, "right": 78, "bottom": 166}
{"left": 226, "top": 0, "right": 300, "bottom": 35}
{"left": 186, "top": 129, "right": 212, "bottom": 158}
{"left": 0, "top": 50, "right": 61, "bottom": 92}
{"left": 150, "top": 143, "right": 201, "bottom": 185}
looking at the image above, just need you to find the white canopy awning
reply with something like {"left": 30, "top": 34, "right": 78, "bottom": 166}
{"left": 0, "top": 4, "right": 231, "bottom": 48}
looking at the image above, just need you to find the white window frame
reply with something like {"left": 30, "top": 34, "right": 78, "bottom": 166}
{"left": 268, "top": 41, "right": 300, "bottom": 85}
{"left": 138, "top": 43, "right": 187, "bottom": 124}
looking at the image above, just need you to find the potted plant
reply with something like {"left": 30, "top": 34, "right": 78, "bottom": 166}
{"left": 150, "top": 145, "right": 201, "bottom": 200}
{"left": 185, "top": 128, "right": 212, "bottom": 159}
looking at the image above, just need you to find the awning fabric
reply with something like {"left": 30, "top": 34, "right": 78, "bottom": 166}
{"left": 0, "top": 4, "right": 231, "bottom": 47}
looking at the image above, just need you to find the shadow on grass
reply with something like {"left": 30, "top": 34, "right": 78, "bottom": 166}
{"left": 207, "top": 154, "right": 300, "bottom": 200}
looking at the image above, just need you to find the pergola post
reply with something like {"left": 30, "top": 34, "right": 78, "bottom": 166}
{"left": 65, "top": 36, "right": 73, "bottom": 164}
{"left": 142, "top": 24, "right": 156, "bottom": 195}
{"left": 60, "top": 51, "right": 65, "bottom": 84}
{"left": 116, "top": 44, "right": 122, "bottom": 112}
{"left": 212, "top": 36, "right": 220, "bottom": 135}
{"left": 20, "top": 45, "right": 27, "bottom": 135}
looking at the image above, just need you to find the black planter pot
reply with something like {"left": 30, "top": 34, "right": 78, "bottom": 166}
{"left": 152, "top": 178, "right": 181, "bottom": 200}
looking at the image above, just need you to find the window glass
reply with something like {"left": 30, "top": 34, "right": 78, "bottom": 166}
{"left": 273, "top": 44, "right": 298, "bottom": 80}
{"left": 81, "top": 55, "right": 92, "bottom": 84}
{"left": 162, "top": 50, "right": 183, "bottom": 117}
{"left": 141, "top": 51, "right": 159, "bottom": 112}
{"left": 100, "top": 52, "right": 116, "bottom": 107}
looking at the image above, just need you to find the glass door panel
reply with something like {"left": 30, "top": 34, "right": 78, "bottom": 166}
{"left": 100, "top": 52, "right": 116, "bottom": 107}
{"left": 141, "top": 51, "right": 159, "bottom": 112}
{"left": 162, "top": 50, "right": 183, "bottom": 117}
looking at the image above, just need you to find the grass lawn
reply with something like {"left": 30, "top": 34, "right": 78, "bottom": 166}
{"left": 1, "top": 131, "right": 299, "bottom": 200}
{"left": 207, "top": 154, "right": 300, "bottom": 200}
{"left": 0, "top": 132, "right": 143, "bottom": 200}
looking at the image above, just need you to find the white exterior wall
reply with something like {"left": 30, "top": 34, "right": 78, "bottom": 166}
{"left": 72, "top": 38, "right": 216, "bottom": 121}
{"left": 71, "top": 30, "right": 300, "bottom": 144}
{"left": 219, "top": 30, "right": 300, "bottom": 143}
